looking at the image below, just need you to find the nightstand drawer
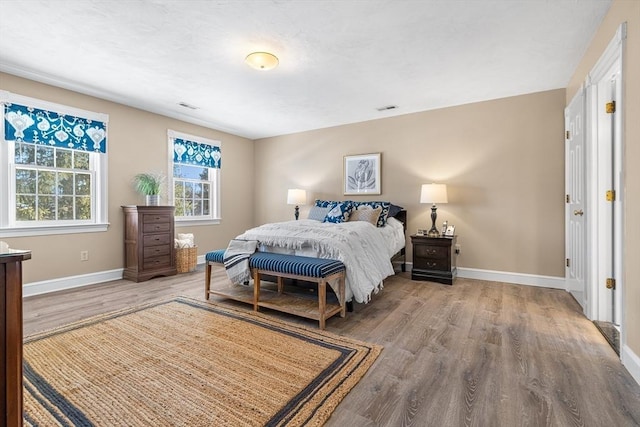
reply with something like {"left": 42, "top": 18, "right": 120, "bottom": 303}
{"left": 414, "top": 257, "right": 449, "bottom": 271}
{"left": 414, "top": 244, "right": 448, "bottom": 259}
{"left": 143, "top": 233, "right": 172, "bottom": 247}
{"left": 143, "top": 222, "right": 171, "bottom": 233}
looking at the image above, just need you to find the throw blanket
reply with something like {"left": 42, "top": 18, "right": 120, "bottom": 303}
{"left": 224, "top": 239, "right": 258, "bottom": 285}
{"left": 235, "top": 220, "right": 395, "bottom": 303}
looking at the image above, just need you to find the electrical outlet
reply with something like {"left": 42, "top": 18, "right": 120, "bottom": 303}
{"left": 455, "top": 244, "right": 461, "bottom": 255}
{"left": 80, "top": 250, "right": 89, "bottom": 261}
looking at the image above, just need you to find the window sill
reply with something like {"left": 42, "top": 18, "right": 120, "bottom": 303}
{"left": 175, "top": 218, "right": 221, "bottom": 227}
{"left": 0, "top": 223, "right": 110, "bottom": 238}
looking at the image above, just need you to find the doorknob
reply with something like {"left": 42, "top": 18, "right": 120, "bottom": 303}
{"left": 573, "top": 209, "right": 584, "bottom": 216}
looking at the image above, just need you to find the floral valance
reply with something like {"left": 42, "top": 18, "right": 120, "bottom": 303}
{"left": 172, "top": 137, "right": 221, "bottom": 169}
{"left": 3, "top": 102, "right": 107, "bottom": 153}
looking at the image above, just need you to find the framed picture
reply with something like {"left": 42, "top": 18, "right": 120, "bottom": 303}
{"left": 444, "top": 225, "right": 455, "bottom": 237}
{"left": 344, "top": 153, "right": 381, "bottom": 195}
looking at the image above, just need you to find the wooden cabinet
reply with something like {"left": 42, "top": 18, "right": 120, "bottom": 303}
{"left": 1, "top": 248, "right": 31, "bottom": 427}
{"left": 411, "top": 235, "right": 457, "bottom": 285}
{"left": 122, "top": 206, "right": 177, "bottom": 282}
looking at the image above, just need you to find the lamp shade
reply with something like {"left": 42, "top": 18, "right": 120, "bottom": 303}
{"left": 287, "top": 189, "right": 307, "bottom": 205}
{"left": 420, "top": 184, "right": 448, "bottom": 204}
{"left": 245, "top": 52, "right": 279, "bottom": 70}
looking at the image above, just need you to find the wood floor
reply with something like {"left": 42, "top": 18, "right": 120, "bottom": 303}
{"left": 23, "top": 267, "right": 640, "bottom": 426}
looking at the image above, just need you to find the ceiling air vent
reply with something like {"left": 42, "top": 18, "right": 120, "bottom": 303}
{"left": 178, "top": 102, "right": 198, "bottom": 110}
{"left": 376, "top": 105, "right": 398, "bottom": 111}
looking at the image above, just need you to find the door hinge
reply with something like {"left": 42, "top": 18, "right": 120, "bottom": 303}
{"left": 566, "top": 130, "right": 570, "bottom": 140}
{"left": 606, "top": 101, "right": 616, "bottom": 114}
{"left": 606, "top": 190, "right": 616, "bottom": 202}
{"left": 606, "top": 278, "right": 616, "bottom": 289}
{"left": 566, "top": 194, "right": 570, "bottom": 203}
{"left": 566, "top": 258, "right": 570, "bottom": 267}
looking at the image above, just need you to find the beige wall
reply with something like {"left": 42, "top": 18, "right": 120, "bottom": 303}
{"left": 255, "top": 89, "right": 566, "bottom": 277}
{"left": 0, "top": 72, "right": 255, "bottom": 284}
{"left": 566, "top": 0, "right": 640, "bottom": 357}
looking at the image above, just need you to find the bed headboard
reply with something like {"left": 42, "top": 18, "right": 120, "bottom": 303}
{"left": 392, "top": 209, "right": 407, "bottom": 233}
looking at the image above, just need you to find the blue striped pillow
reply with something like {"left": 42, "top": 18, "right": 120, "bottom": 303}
{"left": 307, "top": 206, "right": 331, "bottom": 221}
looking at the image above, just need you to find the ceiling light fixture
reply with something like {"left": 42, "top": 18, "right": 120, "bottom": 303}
{"left": 245, "top": 52, "right": 279, "bottom": 71}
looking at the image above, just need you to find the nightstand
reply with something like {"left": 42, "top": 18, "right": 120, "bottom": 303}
{"left": 411, "top": 235, "right": 457, "bottom": 285}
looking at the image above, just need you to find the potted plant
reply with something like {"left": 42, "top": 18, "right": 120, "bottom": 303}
{"left": 133, "top": 172, "right": 164, "bottom": 206}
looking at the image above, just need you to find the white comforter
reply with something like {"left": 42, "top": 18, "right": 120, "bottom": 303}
{"left": 235, "top": 219, "right": 397, "bottom": 303}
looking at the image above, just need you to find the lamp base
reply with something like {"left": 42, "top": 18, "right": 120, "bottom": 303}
{"left": 428, "top": 204, "right": 440, "bottom": 237}
{"left": 427, "top": 227, "right": 440, "bottom": 237}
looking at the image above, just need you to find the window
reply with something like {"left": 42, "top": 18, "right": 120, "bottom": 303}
{"left": 1, "top": 91, "right": 108, "bottom": 237}
{"left": 168, "top": 130, "right": 221, "bottom": 224}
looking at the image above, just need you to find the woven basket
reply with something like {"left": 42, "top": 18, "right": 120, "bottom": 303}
{"left": 176, "top": 246, "right": 198, "bottom": 273}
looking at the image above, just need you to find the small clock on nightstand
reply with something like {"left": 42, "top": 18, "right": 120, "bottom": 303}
{"left": 410, "top": 235, "right": 457, "bottom": 285}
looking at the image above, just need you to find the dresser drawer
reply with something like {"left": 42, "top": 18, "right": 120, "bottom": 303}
{"left": 414, "top": 257, "right": 449, "bottom": 271}
{"left": 143, "top": 233, "right": 172, "bottom": 247}
{"left": 143, "top": 222, "right": 171, "bottom": 233}
{"left": 144, "top": 245, "right": 171, "bottom": 258}
{"left": 142, "top": 213, "right": 172, "bottom": 224}
{"left": 143, "top": 254, "right": 172, "bottom": 269}
{"left": 415, "top": 244, "right": 448, "bottom": 259}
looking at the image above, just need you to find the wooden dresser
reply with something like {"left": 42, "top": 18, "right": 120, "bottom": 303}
{"left": 410, "top": 235, "right": 457, "bottom": 285}
{"left": 1, "top": 248, "right": 31, "bottom": 427}
{"left": 122, "top": 205, "right": 177, "bottom": 282}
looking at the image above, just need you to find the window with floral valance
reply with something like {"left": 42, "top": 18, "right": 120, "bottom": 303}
{"left": 0, "top": 91, "right": 109, "bottom": 237}
{"left": 169, "top": 130, "right": 221, "bottom": 222}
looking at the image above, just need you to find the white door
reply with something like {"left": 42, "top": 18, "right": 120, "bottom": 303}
{"left": 565, "top": 89, "right": 586, "bottom": 310}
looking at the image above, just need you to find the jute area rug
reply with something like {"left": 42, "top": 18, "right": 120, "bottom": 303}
{"left": 23, "top": 297, "right": 382, "bottom": 426}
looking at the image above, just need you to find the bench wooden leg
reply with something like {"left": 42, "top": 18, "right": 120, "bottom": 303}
{"left": 253, "top": 269, "right": 260, "bottom": 312}
{"left": 205, "top": 262, "right": 212, "bottom": 299}
{"left": 319, "top": 280, "right": 327, "bottom": 330}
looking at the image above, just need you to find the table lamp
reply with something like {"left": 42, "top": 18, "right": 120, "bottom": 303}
{"left": 420, "top": 183, "right": 448, "bottom": 237}
{"left": 287, "top": 189, "right": 307, "bottom": 220}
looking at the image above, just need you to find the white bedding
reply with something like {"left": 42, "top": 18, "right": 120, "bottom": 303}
{"left": 235, "top": 218, "right": 405, "bottom": 304}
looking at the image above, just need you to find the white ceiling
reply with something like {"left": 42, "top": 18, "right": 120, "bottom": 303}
{"left": 0, "top": 0, "right": 611, "bottom": 140}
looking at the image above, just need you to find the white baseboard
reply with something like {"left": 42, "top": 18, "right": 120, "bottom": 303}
{"left": 622, "top": 344, "right": 640, "bottom": 387}
{"left": 23, "top": 269, "right": 124, "bottom": 298}
{"left": 405, "top": 263, "right": 565, "bottom": 289}
{"left": 456, "top": 267, "right": 565, "bottom": 289}
{"left": 23, "top": 257, "right": 209, "bottom": 298}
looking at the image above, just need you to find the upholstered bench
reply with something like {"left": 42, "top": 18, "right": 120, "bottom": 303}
{"left": 204, "top": 249, "right": 346, "bottom": 329}
{"left": 249, "top": 252, "right": 346, "bottom": 329}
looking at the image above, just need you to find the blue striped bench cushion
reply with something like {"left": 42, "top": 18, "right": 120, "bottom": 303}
{"left": 249, "top": 252, "right": 345, "bottom": 278}
{"left": 205, "top": 249, "right": 226, "bottom": 264}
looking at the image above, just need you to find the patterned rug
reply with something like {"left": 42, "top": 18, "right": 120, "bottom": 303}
{"left": 23, "top": 297, "right": 381, "bottom": 426}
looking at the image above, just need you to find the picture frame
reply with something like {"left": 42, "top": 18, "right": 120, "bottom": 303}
{"left": 416, "top": 229, "right": 425, "bottom": 236}
{"left": 343, "top": 153, "right": 381, "bottom": 195}
{"left": 444, "top": 225, "right": 456, "bottom": 237}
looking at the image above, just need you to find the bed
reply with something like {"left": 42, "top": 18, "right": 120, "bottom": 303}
{"left": 234, "top": 200, "right": 407, "bottom": 304}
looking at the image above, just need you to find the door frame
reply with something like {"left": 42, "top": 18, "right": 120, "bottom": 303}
{"left": 582, "top": 23, "right": 626, "bottom": 334}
